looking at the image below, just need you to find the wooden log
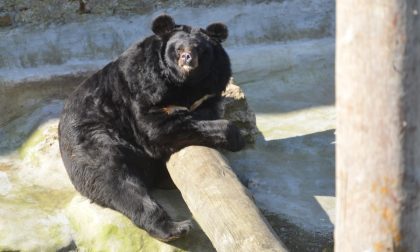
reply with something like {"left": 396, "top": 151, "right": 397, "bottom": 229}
{"left": 166, "top": 81, "right": 287, "bottom": 251}
{"left": 336, "top": 1, "right": 420, "bottom": 251}
{"left": 167, "top": 146, "right": 287, "bottom": 252}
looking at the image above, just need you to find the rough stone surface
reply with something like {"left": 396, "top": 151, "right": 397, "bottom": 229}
{"left": 0, "top": 0, "right": 334, "bottom": 83}
{"left": 0, "top": 0, "right": 334, "bottom": 31}
{"left": 0, "top": 2, "right": 335, "bottom": 251}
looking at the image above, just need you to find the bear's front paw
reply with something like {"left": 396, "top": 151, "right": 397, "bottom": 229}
{"left": 224, "top": 123, "right": 245, "bottom": 152}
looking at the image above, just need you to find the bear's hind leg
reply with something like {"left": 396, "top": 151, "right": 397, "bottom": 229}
{"left": 107, "top": 174, "right": 192, "bottom": 241}
{"left": 70, "top": 134, "right": 192, "bottom": 241}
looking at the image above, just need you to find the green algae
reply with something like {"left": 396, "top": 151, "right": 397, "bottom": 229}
{"left": 18, "top": 125, "right": 46, "bottom": 161}
{"left": 64, "top": 192, "right": 216, "bottom": 251}
{"left": 17, "top": 117, "right": 60, "bottom": 162}
{"left": 97, "top": 223, "right": 157, "bottom": 252}
{"left": 0, "top": 184, "right": 75, "bottom": 214}
{"left": 46, "top": 222, "right": 73, "bottom": 251}
{"left": 66, "top": 200, "right": 173, "bottom": 252}
{"left": 0, "top": 200, "right": 73, "bottom": 251}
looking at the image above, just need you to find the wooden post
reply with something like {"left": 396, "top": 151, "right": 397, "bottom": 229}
{"left": 336, "top": 1, "right": 420, "bottom": 251}
{"left": 167, "top": 146, "right": 288, "bottom": 252}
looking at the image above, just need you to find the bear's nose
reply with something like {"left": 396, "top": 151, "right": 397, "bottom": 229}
{"left": 180, "top": 52, "right": 192, "bottom": 64}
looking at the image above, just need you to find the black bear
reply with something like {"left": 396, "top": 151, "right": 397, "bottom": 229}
{"left": 58, "top": 14, "right": 244, "bottom": 241}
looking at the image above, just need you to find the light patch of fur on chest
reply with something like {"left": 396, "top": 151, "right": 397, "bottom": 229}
{"left": 162, "top": 94, "right": 216, "bottom": 115}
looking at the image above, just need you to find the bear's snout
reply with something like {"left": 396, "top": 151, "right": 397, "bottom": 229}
{"left": 180, "top": 52, "right": 192, "bottom": 64}
{"left": 177, "top": 47, "right": 198, "bottom": 72}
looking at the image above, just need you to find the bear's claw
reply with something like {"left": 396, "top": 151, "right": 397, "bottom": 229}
{"left": 151, "top": 219, "right": 193, "bottom": 242}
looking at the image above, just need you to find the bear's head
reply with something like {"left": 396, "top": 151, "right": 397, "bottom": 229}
{"left": 152, "top": 14, "right": 230, "bottom": 82}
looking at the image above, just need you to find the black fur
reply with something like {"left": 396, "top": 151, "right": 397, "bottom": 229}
{"left": 58, "top": 15, "right": 244, "bottom": 241}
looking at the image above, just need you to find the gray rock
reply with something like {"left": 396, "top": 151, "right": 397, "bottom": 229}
{"left": 219, "top": 79, "right": 259, "bottom": 143}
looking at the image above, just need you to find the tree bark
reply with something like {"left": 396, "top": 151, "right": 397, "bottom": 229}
{"left": 336, "top": 1, "right": 420, "bottom": 251}
{"left": 167, "top": 146, "right": 287, "bottom": 252}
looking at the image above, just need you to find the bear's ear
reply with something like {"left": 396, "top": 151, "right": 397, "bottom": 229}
{"left": 152, "top": 14, "right": 176, "bottom": 36}
{"left": 206, "top": 23, "right": 228, "bottom": 42}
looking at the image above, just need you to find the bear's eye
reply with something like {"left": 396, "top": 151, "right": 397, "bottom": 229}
{"left": 176, "top": 48, "right": 183, "bottom": 55}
